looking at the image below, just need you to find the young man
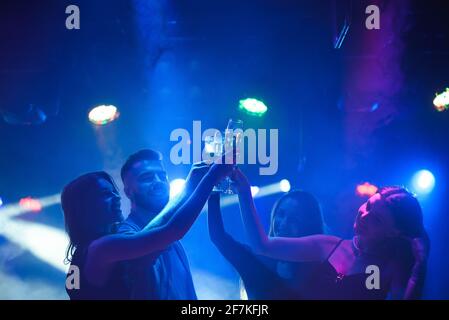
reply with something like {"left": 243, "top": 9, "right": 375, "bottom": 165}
{"left": 118, "top": 149, "right": 213, "bottom": 299}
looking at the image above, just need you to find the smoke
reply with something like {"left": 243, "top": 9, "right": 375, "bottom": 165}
{"left": 0, "top": 270, "right": 66, "bottom": 300}
{"left": 191, "top": 270, "right": 239, "bottom": 300}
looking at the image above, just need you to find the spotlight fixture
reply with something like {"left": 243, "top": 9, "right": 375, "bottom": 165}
{"left": 19, "top": 197, "right": 42, "bottom": 213}
{"left": 356, "top": 182, "right": 378, "bottom": 197}
{"left": 88, "top": 104, "right": 120, "bottom": 125}
{"left": 239, "top": 98, "right": 268, "bottom": 117}
{"left": 1, "top": 104, "right": 47, "bottom": 125}
{"left": 412, "top": 170, "right": 435, "bottom": 195}
{"left": 434, "top": 89, "right": 449, "bottom": 112}
{"left": 279, "top": 179, "right": 291, "bottom": 193}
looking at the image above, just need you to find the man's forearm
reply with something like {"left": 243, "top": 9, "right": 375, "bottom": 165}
{"left": 166, "top": 172, "right": 217, "bottom": 239}
{"left": 144, "top": 183, "right": 193, "bottom": 230}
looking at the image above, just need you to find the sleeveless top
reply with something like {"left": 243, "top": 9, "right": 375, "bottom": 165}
{"left": 302, "top": 239, "right": 390, "bottom": 300}
{"left": 116, "top": 218, "right": 197, "bottom": 300}
{"left": 66, "top": 247, "right": 130, "bottom": 300}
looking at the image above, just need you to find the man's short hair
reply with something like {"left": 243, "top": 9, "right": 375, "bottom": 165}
{"left": 121, "top": 149, "right": 163, "bottom": 183}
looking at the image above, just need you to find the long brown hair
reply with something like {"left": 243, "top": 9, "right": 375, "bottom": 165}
{"left": 268, "top": 190, "right": 324, "bottom": 237}
{"left": 61, "top": 171, "right": 118, "bottom": 263}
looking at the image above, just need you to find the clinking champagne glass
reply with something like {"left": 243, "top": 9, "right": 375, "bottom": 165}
{"left": 222, "top": 119, "right": 244, "bottom": 194}
{"left": 204, "top": 119, "right": 243, "bottom": 194}
{"left": 204, "top": 131, "right": 225, "bottom": 193}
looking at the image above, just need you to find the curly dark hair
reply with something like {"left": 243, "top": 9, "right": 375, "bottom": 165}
{"left": 378, "top": 186, "right": 425, "bottom": 239}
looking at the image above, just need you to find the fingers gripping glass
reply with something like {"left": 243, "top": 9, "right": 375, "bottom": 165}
{"left": 204, "top": 119, "right": 243, "bottom": 194}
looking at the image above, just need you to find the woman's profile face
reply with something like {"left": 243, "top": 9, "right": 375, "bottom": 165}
{"left": 354, "top": 193, "right": 398, "bottom": 240}
{"left": 90, "top": 178, "right": 124, "bottom": 228}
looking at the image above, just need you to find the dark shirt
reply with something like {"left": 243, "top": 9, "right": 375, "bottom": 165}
{"left": 210, "top": 206, "right": 390, "bottom": 300}
{"left": 302, "top": 240, "right": 390, "bottom": 300}
{"left": 117, "top": 215, "right": 197, "bottom": 300}
{"left": 217, "top": 236, "right": 308, "bottom": 300}
{"left": 66, "top": 247, "right": 130, "bottom": 300}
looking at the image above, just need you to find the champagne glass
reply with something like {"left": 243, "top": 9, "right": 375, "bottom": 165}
{"left": 204, "top": 119, "right": 243, "bottom": 194}
{"left": 222, "top": 119, "right": 243, "bottom": 194}
{"left": 204, "top": 132, "right": 225, "bottom": 193}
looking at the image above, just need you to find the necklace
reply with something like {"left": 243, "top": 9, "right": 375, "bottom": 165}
{"left": 352, "top": 236, "right": 388, "bottom": 258}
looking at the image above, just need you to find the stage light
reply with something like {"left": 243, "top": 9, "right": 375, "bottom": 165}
{"left": 412, "top": 170, "right": 435, "bottom": 195}
{"left": 250, "top": 186, "right": 260, "bottom": 197}
{"left": 0, "top": 197, "right": 3, "bottom": 207}
{"left": 433, "top": 89, "right": 449, "bottom": 112}
{"left": 2, "top": 104, "right": 47, "bottom": 126}
{"left": 239, "top": 98, "right": 268, "bottom": 117}
{"left": 279, "top": 179, "right": 291, "bottom": 193}
{"left": 356, "top": 182, "right": 378, "bottom": 197}
{"left": 170, "top": 179, "right": 186, "bottom": 199}
{"left": 0, "top": 194, "right": 60, "bottom": 219}
{"left": 19, "top": 197, "right": 42, "bottom": 213}
{"left": 88, "top": 104, "right": 119, "bottom": 125}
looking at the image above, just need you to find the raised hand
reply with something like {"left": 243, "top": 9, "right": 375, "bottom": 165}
{"left": 209, "top": 161, "right": 234, "bottom": 184}
{"left": 230, "top": 167, "right": 251, "bottom": 194}
{"left": 206, "top": 149, "right": 235, "bottom": 184}
{"left": 185, "top": 161, "right": 211, "bottom": 190}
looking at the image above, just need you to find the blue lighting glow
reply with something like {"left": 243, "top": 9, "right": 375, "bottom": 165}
{"left": 279, "top": 179, "right": 291, "bottom": 193}
{"left": 170, "top": 179, "right": 186, "bottom": 199}
{"left": 412, "top": 170, "right": 435, "bottom": 195}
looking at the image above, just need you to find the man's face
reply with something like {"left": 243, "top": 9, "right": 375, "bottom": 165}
{"left": 124, "top": 160, "right": 170, "bottom": 213}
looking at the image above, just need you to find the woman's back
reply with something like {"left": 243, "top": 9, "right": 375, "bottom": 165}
{"left": 66, "top": 247, "right": 130, "bottom": 300}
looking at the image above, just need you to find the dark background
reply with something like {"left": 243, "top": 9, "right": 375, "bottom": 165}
{"left": 0, "top": 0, "right": 448, "bottom": 299}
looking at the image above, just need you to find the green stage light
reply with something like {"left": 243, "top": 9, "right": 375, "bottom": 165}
{"left": 434, "top": 89, "right": 449, "bottom": 112}
{"left": 239, "top": 98, "right": 268, "bottom": 116}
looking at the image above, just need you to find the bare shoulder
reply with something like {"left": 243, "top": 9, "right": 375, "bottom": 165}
{"left": 304, "top": 234, "right": 342, "bottom": 246}
{"left": 299, "top": 234, "right": 344, "bottom": 260}
{"left": 311, "top": 234, "right": 341, "bottom": 241}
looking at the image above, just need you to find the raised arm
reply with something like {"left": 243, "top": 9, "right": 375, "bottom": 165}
{"left": 208, "top": 192, "right": 252, "bottom": 262}
{"left": 144, "top": 161, "right": 211, "bottom": 230}
{"left": 231, "top": 168, "right": 337, "bottom": 262}
{"left": 207, "top": 192, "right": 299, "bottom": 299}
{"left": 87, "top": 162, "right": 232, "bottom": 267}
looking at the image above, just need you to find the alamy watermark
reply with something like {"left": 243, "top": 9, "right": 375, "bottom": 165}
{"left": 66, "top": 265, "right": 80, "bottom": 290}
{"left": 63, "top": 4, "right": 379, "bottom": 31}
{"left": 366, "top": 5, "right": 380, "bottom": 30}
{"left": 365, "top": 265, "right": 381, "bottom": 290}
{"left": 66, "top": 263, "right": 381, "bottom": 291}
{"left": 170, "top": 121, "right": 278, "bottom": 176}
{"left": 65, "top": 5, "right": 80, "bottom": 30}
